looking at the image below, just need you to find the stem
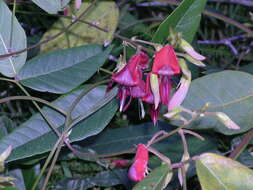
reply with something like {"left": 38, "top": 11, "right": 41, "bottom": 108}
{"left": 179, "top": 129, "right": 189, "bottom": 155}
{"left": 15, "top": 82, "right": 61, "bottom": 137}
{"left": 41, "top": 137, "right": 64, "bottom": 190}
{"left": 0, "top": 96, "right": 66, "bottom": 116}
{"left": 181, "top": 164, "right": 187, "bottom": 190}
{"left": 229, "top": 128, "right": 253, "bottom": 159}
{"left": 31, "top": 137, "right": 62, "bottom": 190}
{"left": 65, "top": 79, "right": 111, "bottom": 125}
{"left": 99, "top": 68, "right": 113, "bottom": 75}
{"left": 148, "top": 147, "right": 171, "bottom": 165}
{"left": 163, "top": 0, "right": 253, "bottom": 36}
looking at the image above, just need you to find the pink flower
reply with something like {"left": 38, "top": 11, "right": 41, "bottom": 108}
{"left": 159, "top": 76, "right": 171, "bottom": 106}
{"left": 168, "top": 76, "right": 191, "bottom": 110}
{"left": 152, "top": 45, "right": 181, "bottom": 76}
{"left": 150, "top": 105, "right": 159, "bottom": 125}
{"left": 117, "top": 87, "right": 131, "bottom": 112}
{"left": 75, "top": 0, "right": 82, "bottom": 10}
{"left": 130, "top": 80, "right": 146, "bottom": 98}
{"left": 142, "top": 73, "right": 155, "bottom": 104}
{"left": 112, "top": 52, "right": 149, "bottom": 86}
{"left": 128, "top": 144, "right": 149, "bottom": 182}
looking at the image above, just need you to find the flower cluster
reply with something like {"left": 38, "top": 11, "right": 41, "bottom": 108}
{"left": 110, "top": 40, "right": 205, "bottom": 125}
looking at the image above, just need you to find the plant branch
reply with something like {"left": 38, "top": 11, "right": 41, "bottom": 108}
{"left": 229, "top": 128, "right": 253, "bottom": 159}
{"left": 162, "top": 0, "right": 253, "bottom": 36}
{"left": 0, "top": 95, "right": 66, "bottom": 116}
{"left": 208, "top": 0, "right": 253, "bottom": 7}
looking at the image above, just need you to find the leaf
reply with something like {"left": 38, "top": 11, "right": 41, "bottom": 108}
{"left": 75, "top": 122, "right": 217, "bottom": 163}
{"left": 0, "top": 1, "right": 27, "bottom": 77}
{"left": 53, "top": 169, "right": 128, "bottom": 190}
{"left": 133, "top": 163, "right": 172, "bottom": 190}
{"left": 240, "top": 63, "right": 253, "bottom": 75}
{"left": 31, "top": 0, "right": 70, "bottom": 14}
{"left": 152, "top": 0, "right": 207, "bottom": 43}
{"left": 40, "top": 1, "right": 119, "bottom": 53}
{"left": 196, "top": 153, "right": 253, "bottom": 190}
{"left": 0, "top": 86, "right": 118, "bottom": 162}
{"left": 18, "top": 45, "right": 112, "bottom": 94}
{"left": 182, "top": 70, "right": 253, "bottom": 135}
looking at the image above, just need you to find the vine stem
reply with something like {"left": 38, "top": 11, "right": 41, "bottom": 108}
{"left": 163, "top": 0, "right": 253, "bottom": 36}
{"left": 41, "top": 79, "right": 111, "bottom": 189}
{"left": 0, "top": 77, "right": 62, "bottom": 136}
{"left": 0, "top": 95, "right": 66, "bottom": 116}
{"left": 229, "top": 128, "right": 253, "bottom": 159}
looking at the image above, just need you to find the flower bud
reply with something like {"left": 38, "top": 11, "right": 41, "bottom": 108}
{"left": 216, "top": 112, "right": 240, "bottom": 130}
{"left": 164, "top": 107, "right": 182, "bottom": 119}
{"left": 180, "top": 53, "right": 206, "bottom": 67}
{"left": 180, "top": 39, "right": 205, "bottom": 61}
{"left": 0, "top": 146, "right": 12, "bottom": 172}
{"left": 179, "top": 58, "right": 191, "bottom": 80}
{"left": 128, "top": 144, "right": 149, "bottom": 182}
{"left": 150, "top": 73, "right": 160, "bottom": 109}
{"left": 75, "top": 0, "right": 82, "bottom": 10}
{"left": 168, "top": 75, "right": 191, "bottom": 110}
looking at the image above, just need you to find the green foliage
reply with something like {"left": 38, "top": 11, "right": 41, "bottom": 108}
{"left": 183, "top": 71, "right": 253, "bottom": 135}
{"left": 196, "top": 153, "right": 253, "bottom": 190}
{"left": 0, "top": 1, "right": 27, "bottom": 77}
{"left": 31, "top": 0, "right": 70, "bottom": 14}
{"left": 53, "top": 169, "right": 128, "bottom": 190}
{"left": 133, "top": 163, "right": 173, "bottom": 190}
{"left": 152, "top": 0, "right": 207, "bottom": 44}
{"left": 0, "top": 86, "right": 117, "bottom": 162}
{"left": 18, "top": 45, "right": 112, "bottom": 94}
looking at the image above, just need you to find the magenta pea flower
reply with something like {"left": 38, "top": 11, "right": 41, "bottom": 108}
{"left": 159, "top": 76, "right": 171, "bottom": 106}
{"left": 152, "top": 45, "right": 181, "bottom": 76}
{"left": 128, "top": 144, "right": 149, "bottom": 182}
{"left": 112, "top": 52, "right": 149, "bottom": 112}
{"left": 112, "top": 52, "right": 149, "bottom": 86}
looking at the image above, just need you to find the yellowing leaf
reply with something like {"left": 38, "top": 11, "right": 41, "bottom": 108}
{"left": 196, "top": 153, "right": 253, "bottom": 190}
{"left": 40, "top": 1, "right": 119, "bottom": 53}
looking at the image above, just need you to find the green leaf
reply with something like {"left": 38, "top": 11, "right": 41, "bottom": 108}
{"left": 240, "top": 63, "right": 253, "bottom": 75}
{"left": 133, "top": 163, "right": 172, "bottom": 190}
{"left": 76, "top": 122, "right": 217, "bottom": 162}
{"left": 152, "top": 0, "right": 207, "bottom": 43}
{"left": 196, "top": 153, "right": 253, "bottom": 190}
{"left": 182, "top": 70, "right": 253, "bottom": 135}
{"left": 18, "top": 45, "right": 112, "bottom": 94}
{"left": 31, "top": 0, "right": 70, "bottom": 14}
{"left": 0, "top": 1, "right": 27, "bottom": 77}
{"left": 0, "top": 86, "right": 118, "bottom": 162}
{"left": 39, "top": 1, "right": 119, "bottom": 53}
{"left": 53, "top": 169, "right": 128, "bottom": 190}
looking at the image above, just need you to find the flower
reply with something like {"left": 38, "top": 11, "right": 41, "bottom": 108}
{"left": 142, "top": 73, "right": 155, "bottom": 104}
{"left": 128, "top": 144, "right": 149, "bottom": 182}
{"left": 180, "top": 39, "right": 205, "bottom": 61}
{"left": 75, "top": 0, "right": 82, "bottom": 10}
{"left": 117, "top": 87, "right": 131, "bottom": 112}
{"left": 159, "top": 76, "right": 171, "bottom": 106}
{"left": 112, "top": 52, "right": 149, "bottom": 112}
{"left": 152, "top": 45, "right": 181, "bottom": 76}
{"left": 112, "top": 52, "right": 149, "bottom": 86}
{"left": 150, "top": 105, "right": 159, "bottom": 125}
{"left": 168, "top": 75, "right": 191, "bottom": 110}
